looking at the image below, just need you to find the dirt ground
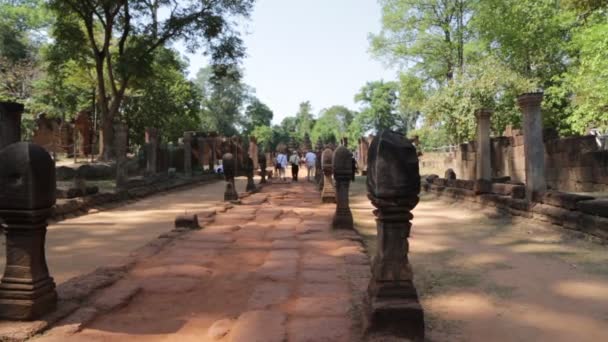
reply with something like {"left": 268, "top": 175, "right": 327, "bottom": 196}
{"left": 35, "top": 180, "right": 368, "bottom": 342}
{"left": 0, "top": 178, "right": 246, "bottom": 284}
{"left": 350, "top": 176, "right": 608, "bottom": 342}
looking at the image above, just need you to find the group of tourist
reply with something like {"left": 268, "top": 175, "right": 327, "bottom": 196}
{"left": 275, "top": 149, "right": 357, "bottom": 182}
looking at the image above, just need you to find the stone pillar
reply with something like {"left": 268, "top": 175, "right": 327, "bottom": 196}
{"left": 210, "top": 137, "right": 217, "bottom": 171}
{"left": 245, "top": 157, "right": 256, "bottom": 192}
{"left": 518, "top": 92, "right": 546, "bottom": 201}
{"left": 332, "top": 146, "right": 354, "bottom": 229}
{"left": 197, "top": 137, "right": 206, "bottom": 171}
{"left": 366, "top": 130, "right": 424, "bottom": 340}
{"left": 475, "top": 109, "right": 492, "bottom": 181}
{"left": 145, "top": 128, "right": 158, "bottom": 174}
{"left": 0, "top": 102, "right": 24, "bottom": 150}
{"left": 114, "top": 123, "right": 128, "bottom": 188}
{"left": 259, "top": 153, "right": 267, "bottom": 184}
{"left": 222, "top": 153, "right": 238, "bottom": 201}
{"left": 0, "top": 142, "right": 57, "bottom": 320}
{"left": 183, "top": 132, "right": 193, "bottom": 177}
{"left": 248, "top": 137, "right": 259, "bottom": 170}
{"left": 321, "top": 148, "right": 336, "bottom": 203}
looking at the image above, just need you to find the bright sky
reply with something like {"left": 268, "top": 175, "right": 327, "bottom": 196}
{"left": 179, "top": 0, "right": 397, "bottom": 125}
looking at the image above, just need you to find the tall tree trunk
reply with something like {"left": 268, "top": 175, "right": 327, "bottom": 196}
{"left": 95, "top": 56, "right": 115, "bottom": 161}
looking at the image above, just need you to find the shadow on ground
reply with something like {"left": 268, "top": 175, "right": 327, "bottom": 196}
{"left": 350, "top": 175, "right": 608, "bottom": 342}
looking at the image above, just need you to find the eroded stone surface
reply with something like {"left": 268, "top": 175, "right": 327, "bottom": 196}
{"left": 229, "top": 310, "right": 287, "bottom": 342}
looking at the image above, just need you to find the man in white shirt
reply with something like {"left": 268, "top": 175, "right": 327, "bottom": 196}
{"left": 304, "top": 150, "right": 316, "bottom": 181}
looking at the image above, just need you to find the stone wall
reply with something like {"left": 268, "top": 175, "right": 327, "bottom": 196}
{"left": 423, "top": 176, "right": 608, "bottom": 240}
{"left": 420, "top": 134, "right": 608, "bottom": 193}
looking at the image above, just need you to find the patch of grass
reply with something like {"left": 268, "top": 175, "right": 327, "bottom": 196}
{"left": 424, "top": 311, "right": 465, "bottom": 341}
{"left": 484, "top": 282, "right": 517, "bottom": 300}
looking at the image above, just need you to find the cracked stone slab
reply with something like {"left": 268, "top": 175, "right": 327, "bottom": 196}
{"left": 257, "top": 259, "right": 298, "bottom": 281}
{"left": 247, "top": 282, "right": 292, "bottom": 310}
{"left": 271, "top": 239, "right": 301, "bottom": 249}
{"left": 288, "top": 317, "right": 352, "bottom": 342}
{"left": 229, "top": 310, "right": 287, "bottom": 342}
{"left": 92, "top": 280, "right": 141, "bottom": 312}
{"left": 292, "top": 296, "right": 351, "bottom": 316}
{"left": 139, "top": 276, "right": 201, "bottom": 293}
{"left": 132, "top": 264, "right": 213, "bottom": 278}
{"left": 267, "top": 250, "right": 299, "bottom": 260}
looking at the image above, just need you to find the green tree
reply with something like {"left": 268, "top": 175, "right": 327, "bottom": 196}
{"left": 370, "top": 0, "right": 473, "bottom": 84}
{"left": 294, "top": 101, "right": 314, "bottom": 141}
{"left": 195, "top": 65, "right": 251, "bottom": 136}
{"left": 354, "top": 80, "right": 404, "bottom": 134}
{"left": 311, "top": 105, "right": 354, "bottom": 145}
{"left": 563, "top": 9, "right": 608, "bottom": 132}
{"left": 251, "top": 125, "right": 273, "bottom": 148}
{"left": 123, "top": 48, "right": 201, "bottom": 145}
{"left": 243, "top": 97, "right": 273, "bottom": 134}
{"left": 48, "top": 0, "right": 254, "bottom": 159}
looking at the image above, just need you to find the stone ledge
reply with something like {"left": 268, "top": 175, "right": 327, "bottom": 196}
{"left": 423, "top": 180, "right": 608, "bottom": 241}
{"left": 51, "top": 173, "right": 222, "bottom": 222}
{"left": 576, "top": 198, "right": 608, "bottom": 218}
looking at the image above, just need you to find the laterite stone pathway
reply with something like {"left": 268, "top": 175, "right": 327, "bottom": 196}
{"left": 36, "top": 181, "right": 371, "bottom": 341}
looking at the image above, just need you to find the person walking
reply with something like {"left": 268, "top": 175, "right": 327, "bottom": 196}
{"left": 289, "top": 151, "right": 300, "bottom": 181}
{"left": 276, "top": 151, "right": 288, "bottom": 181}
{"left": 305, "top": 150, "right": 316, "bottom": 181}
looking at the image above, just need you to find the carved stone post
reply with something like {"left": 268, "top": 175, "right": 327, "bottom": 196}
{"left": 366, "top": 130, "right": 424, "bottom": 340}
{"left": 145, "top": 128, "right": 158, "bottom": 174}
{"left": 0, "top": 142, "right": 57, "bottom": 320}
{"left": 475, "top": 108, "right": 493, "bottom": 179}
{"left": 332, "top": 146, "right": 354, "bottom": 229}
{"left": 197, "top": 137, "right": 206, "bottom": 171}
{"left": 245, "top": 157, "right": 256, "bottom": 192}
{"left": 223, "top": 153, "right": 238, "bottom": 201}
{"left": 184, "top": 132, "right": 193, "bottom": 177}
{"left": 321, "top": 148, "right": 336, "bottom": 203}
{"left": 0, "top": 102, "right": 24, "bottom": 150}
{"left": 248, "top": 137, "right": 259, "bottom": 170}
{"left": 114, "top": 123, "right": 128, "bottom": 188}
{"left": 258, "top": 153, "right": 267, "bottom": 184}
{"left": 518, "top": 92, "right": 546, "bottom": 201}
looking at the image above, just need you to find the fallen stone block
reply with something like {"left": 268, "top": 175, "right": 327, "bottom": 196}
{"left": 542, "top": 191, "right": 595, "bottom": 210}
{"left": 174, "top": 214, "right": 200, "bottom": 229}
{"left": 576, "top": 198, "right": 608, "bottom": 218}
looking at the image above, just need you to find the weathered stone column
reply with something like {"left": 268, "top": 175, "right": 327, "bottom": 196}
{"left": 0, "top": 142, "right": 57, "bottom": 320}
{"left": 475, "top": 109, "right": 493, "bottom": 181}
{"left": 248, "top": 137, "right": 259, "bottom": 170}
{"left": 183, "top": 132, "right": 193, "bottom": 177}
{"left": 518, "top": 92, "right": 546, "bottom": 201}
{"left": 332, "top": 146, "right": 354, "bottom": 229}
{"left": 366, "top": 130, "right": 424, "bottom": 340}
{"left": 114, "top": 123, "right": 128, "bottom": 188}
{"left": 222, "top": 153, "right": 238, "bottom": 201}
{"left": 0, "top": 102, "right": 24, "bottom": 150}
{"left": 259, "top": 153, "right": 267, "bottom": 184}
{"left": 197, "top": 137, "right": 206, "bottom": 171}
{"left": 145, "top": 128, "right": 158, "bottom": 174}
{"left": 321, "top": 148, "right": 336, "bottom": 203}
{"left": 244, "top": 156, "right": 256, "bottom": 192}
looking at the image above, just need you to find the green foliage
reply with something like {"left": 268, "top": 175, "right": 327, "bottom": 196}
{"left": 370, "top": 0, "right": 472, "bottom": 83}
{"left": 195, "top": 65, "right": 250, "bottom": 136}
{"left": 310, "top": 105, "right": 354, "bottom": 145}
{"left": 294, "top": 101, "right": 314, "bottom": 141}
{"left": 243, "top": 98, "right": 273, "bottom": 134}
{"left": 563, "top": 14, "right": 608, "bottom": 132}
{"left": 124, "top": 48, "right": 201, "bottom": 145}
{"left": 424, "top": 56, "right": 535, "bottom": 143}
{"left": 251, "top": 125, "right": 273, "bottom": 147}
{"left": 354, "top": 80, "right": 405, "bottom": 134}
